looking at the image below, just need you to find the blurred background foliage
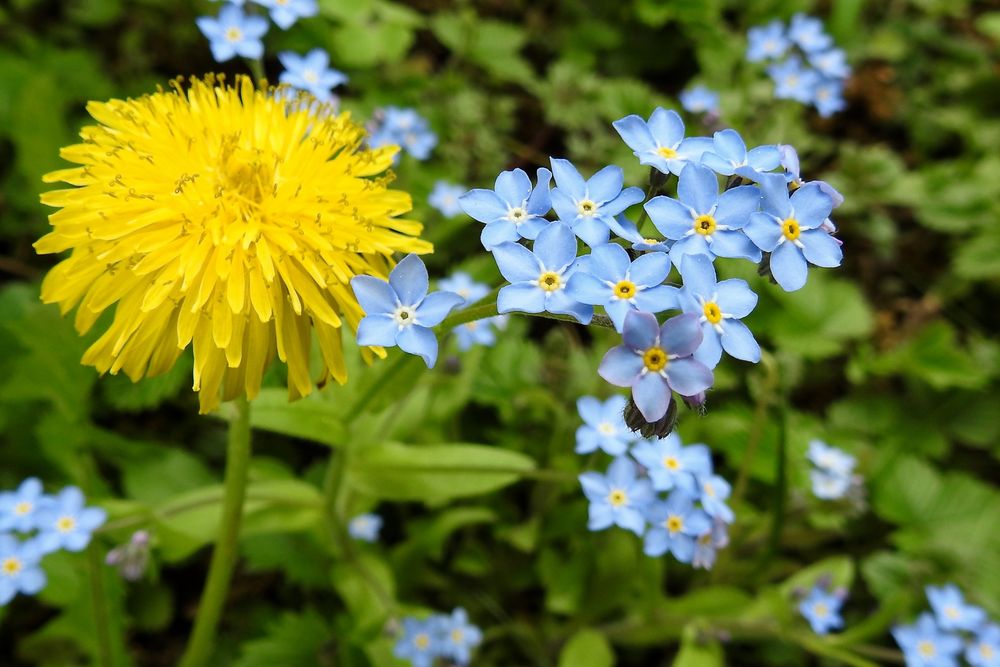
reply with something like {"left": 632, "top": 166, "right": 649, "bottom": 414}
{"left": 0, "top": 0, "right": 998, "bottom": 665}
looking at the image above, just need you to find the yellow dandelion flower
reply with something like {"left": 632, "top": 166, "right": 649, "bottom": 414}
{"left": 34, "top": 75, "right": 431, "bottom": 413}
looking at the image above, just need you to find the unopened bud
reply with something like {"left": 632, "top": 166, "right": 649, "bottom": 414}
{"left": 624, "top": 396, "right": 678, "bottom": 439}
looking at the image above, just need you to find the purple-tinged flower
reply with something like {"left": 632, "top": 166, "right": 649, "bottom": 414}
{"left": 644, "top": 163, "right": 762, "bottom": 267}
{"left": 692, "top": 519, "right": 729, "bottom": 570}
{"left": 278, "top": 49, "right": 346, "bottom": 101}
{"left": 105, "top": 530, "right": 151, "bottom": 581}
{"left": 926, "top": 585, "right": 987, "bottom": 633}
{"left": 575, "top": 395, "right": 637, "bottom": 456}
{"left": 196, "top": 4, "right": 268, "bottom": 62}
{"left": 680, "top": 86, "right": 720, "bottom": 115}
{"left": 460, "top": 168, "right": 552, "bottom": 249}
{"left": 892, "top": 613, "right": 963, "bottom": 667}
{"left": 578, "top": 457, "right": 654, "bottom": 536}
{"left": 630, "top": 434, "right": 711, "bottom": 493}
{"left": 428, "top": 181, "right": 467, "bottom": 218}
{"left": 257, "top": 0, "right": 318, "bottom": 30}
{"left": 34, "top": 486, "right": 106, "bottom": 554}
{"left": 598, "top": 311, "right": 714, "bottom": 423}
{"left": 612, "top": 108, "right": 714, "bottom": 176}
{"left": 550, "top": 159, "right": 644, "bottom": 247}
{"left": 745, "top": 174, "right": 842, "bottom": 291}
{"left": 700, "top": 129, "right": 782, "bottom": 181}
{"left": 747, "top": 20, "right": 790, "bottom": 62}
{"left": 799, "top": 585, "right": 845, "bottom": 635}
{"left": 642, "top": 489, "right": 712, "bottom": 562}
{"left": 788, "top": 13, "right": 833, "bottom": 53}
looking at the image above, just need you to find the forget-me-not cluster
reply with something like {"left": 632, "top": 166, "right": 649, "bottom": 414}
{"left": 807, "top": 440, "right": 861, "bottom": 501}
{"left": 893, "top": 585, "right": 998, "bottom": 667}
{"left": 394, "top": 607, "right": 483, "bottom": 667}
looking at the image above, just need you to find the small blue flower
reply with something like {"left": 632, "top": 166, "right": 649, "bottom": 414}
{"left": 566, "top": 243, "right": 675, "bottom": 332}
{"left": 746, "top": 20, "right": 790, "bottom": 62}
{"left": 799, "top": 585, "right": 845, "bottom": 635}
{"left": 0, "top": 478, "right": 47, "bottom": 533}
{"left": 348, "top": 513, "right": 382, "bottom": 543}
{"left": 680, "top": 85, "right": 720, "bottom": 115}
{"left": 369, "top": 107, "right": 437, "bottom": 161}
{"left": 677, "top": 254, "right": 760, "bottom": 368}
{"left": 33, "top": 486, "right": 106, "bottom": 554}
{"left": 612, "top": 108, "right": 714, "bottom": 176}
{"left": 278, "top": 49, "right": 346, "bottom": 101}
{"left": 642, "top": 489, "right": 712, "bottom": 562}
{"left": 437, "top": 608, "right": 483, "bottom": 665}
{"left": 644, "top": 163, "right": 762, "bottom": 267}
{"left": 810, "top": 470, "right": 852, "bottom": 500}
{"left": 598, "top": 311, "right": 714, "bottom": 423}
{"left": 779, "top": 144, "right": 801, "bottom": 184}
{"left": 453, "top": 317, "right": 506, "bottom": 351}
{"left": 926, "top": 585, "right": 987, "bottom": 633}
{"left": 967, "top": 624, "right": 1000, "bottom": 667}
{"left": 767, "top": 57, "right": 821, "bottom": 104}
{"left": 745, "top": 174, "right": 842, "bottom": 291}
{"left": 196, "top": 4, "right": 268, "bottom": 63}
{"left": 428, "top": 181, "right": 468, "bottom": 218}
{"left": 697, "top": 473, "right": 735, "bottom": 523}
{"left": 700, "top": 129, "right": 782, "bottom": 181}
{"left": 394, "top": 616, "right": 441, "bottom": 667}
{"left": 550, "top": 159, "right": 645, "bottom": 247}
{"left": 257, "top": 0, "right": 318, "bottom": 30}
{"left": 892, "top": 613, "right": 963, "bottom": 667}
{"left": 578, "top": 457, "right": 654, "bottom": 536}
{"left": 460, "top": 168, "right": 552, "bottom": 249}
{"left": 812, "top": 79, "right": 847, "bottom": 118}
{"left": 438, "top": 272, "right": 491, "bottom": 306}
{"left": 788, "top": 13, "right": 833, "bottom": 53}
{"left": 0, "top": 535, "right": 46, "bottom": 606}
{"left": 492, "top": 222, "right": 593, "bottom": 324}
{"left": 810, "top": 48, "right": 851, "bottom": 80}
{"left": 692, "top": 519, "right": 728, "bottom": 570}
{"left": 574, "top": 395, "right": 636, "bottom": 456}
{"left": 807, "top": 440, "right": 855, "bottom": 477}
{"left": 352, "top": 254, "right": 464, "bottom": 367}
{"left": 630, "top": 434, "right": 711, "bottom": 494}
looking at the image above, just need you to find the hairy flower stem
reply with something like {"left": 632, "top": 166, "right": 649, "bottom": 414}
{"left": 438, "top": 287, "right": 616, "bottom": 332}
{"left": 179, "top": 397, "right": 253, "bottom": 667}
{"left": 733, "top": 351, "right": 780, "bottom": 504}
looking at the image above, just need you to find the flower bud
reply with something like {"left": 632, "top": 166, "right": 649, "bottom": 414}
{"left": 624, "top": 395, "right": 678, "bottom": 439}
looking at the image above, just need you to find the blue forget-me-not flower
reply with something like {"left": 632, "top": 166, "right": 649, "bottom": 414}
{"left": 0, "top": 534, "right": 46, "bottom": 606}
{"left": 612, "top": 108, "right": 714, "bottom": 176}
{"left": 0, "top": 477, "right": 46, "bottom": 533}
{"left": 348, "top": 513, "right": 383, "bottom": 543}
{"left": 369, "top": 107, "right": 437, "bottom": 160}
{"left": 967, "top": 624, "right": 1000, "bottom": 667}
{"left": 808, "top": 440, "right": 856, "bottom": 478}
{"left": 550, "top": 159, "right": 644, "bottom": 247}
{"left": 693, "top": 520, "right": 728, "bottom": 570}
{"left": 278, "top": 49, "right": 346, "bottom": 102}
{"left": 747, "top": 20, "right": 790, "bottom": 62}
{"left": 428, "top": 181, "right": 468, "bottom": 218}
{"left": 680, "top": 86, "right": 720, "bottom": 115}
{"left": 196, "top": 4, "right": 268, "bottom": 63}
{"left": 788, "top": 13, "right": 834, "bottom": 53}
{"left": 394, "top": 616, "right": 441, "bottom": 667}
{"left": 812, "top": 79, "right": 847, "bottom": 118}
{"left": 767, "top": 57, "right": 821, "bottom": 104}
{"left": 352, "top": 254, "right": 464, "bottom": 367}
{"left": 579, "top": 457, "right": 654, "bottom": 536}
{"left": 630, "top": 434, "right": 711, "bottom": 494}
{"left": 438, "top": 607, "right": 483, "bottom": 665}
{"left": 460, "top": 168, "right": 552, "bottom": 249}
{"left": 257, "top": 0, "right": 318, "bottom": 30}
{"left": 700, "top": 129, "right": 782, "bottom": 180}
{"left": 34, "top": 486, "right": 107, "bottom": 554}
{"left": 892, "top": 612, "right": 963, "bottom": 667}
{"left": 799, "top": 585, "right": 845, "bottom": 635}
{"left": 642, "top": 489, "right": 712, "bottom": 562}
{"left": 697, "top": 473, "right": 735, "bottom": 524}
{"left": 926, "top": 584, "right": 987, "bottom": 633}
{"left": 575, "top": 395, "right": 636, "bottom": 456}
{"left": 438, "top": 272, "right": 490, "bottom": 306}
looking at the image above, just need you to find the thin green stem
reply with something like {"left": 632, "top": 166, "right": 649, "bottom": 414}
{"left": 87, "top": 542, "right": 115, "bottom": 667}
{"left": 733, "top": 351, "right": 780, "bottom": 504}
{"left": 178, "top": 397, "right": 253, "bottom": 667}
{"left": 246, "top": 58, "right": 266, "bottom": 85}
{"left": 437, "top": 287, "right": 616, "bottom": 332}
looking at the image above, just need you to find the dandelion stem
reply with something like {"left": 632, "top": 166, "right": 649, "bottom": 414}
{"left": 178, "top": 396, "right": 253, "bottom": 667}
{"left": 87, "top": 542, "right": 115, "bottom": 667}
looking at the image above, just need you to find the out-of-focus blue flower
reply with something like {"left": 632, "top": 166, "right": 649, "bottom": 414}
{"left": 677, "top": 254, "right": 760, "bottom": 368}
{"left": 807, "top": 440, "right": 855, "bottom": 477}
{"left": 642, "top": 490, "right": 712, "bottom": 562}
{"left": 745, "top": 174, "right": 842, "bottom": 291}
{"left": 438, "top": 272, "right": 490, "bottom": 306}
{"left": 348, "top": 513, "right": 382, "bottom": 543}
{"left": 612, "top": 108, "right": 714, "bottom": 176}
{"left": 369, "top": 107, "right": 437, "bottom": 161}
{"left": 767, "top": 57, "right": 821, "bottom": 104}
{"left": 575, "top": 395, "right": 636, "bottom": 456}
{"left": 492, "top": 222, "right": 593, "bottom": 324}
{"left": 799, "top": 585, "right": 845, "bottom": 635}
{"left": 700, "top": 129, "right": 782, "bottom": 181}
{"left": 428, "top": 181, "right": 467, "bottom": 218}
{"left": 460, "top": 168, "right": 552, "bottom": 249}
{"left": 697, "top": 473, "right": 735, "bottom": 523}
{"left": 257, "top": 0, "right": 318, "bottom": 30}
{"left": 788, "top": 13, "right": 833, "bottom": 53}
{"left": 578, "top": 457, "right": 654, "bottom": 536}
{"left": 550, "top": 159, "right": 644, "bottom": 247}
{"left": 926, "top": 585, "right": 987, "bottom": 633}
{"left": 196, "top": 4, "right": 268, "bottom": 62}
{"left": 0, "top": 478, "right": 47, "bottom": 533}
{"left": 277, "top": 49, "right": 346, "bottom": 101}
{"left": 438, "top": 608, "right": 482, "bottom": 665}
{"left": 453, "top": 317, "right": 506, "bottom": 351}
{"left": 394, "top": 616, "right": 441, "bottom": 667}
{"left": 967, "top": 624, "right": 1000, "bottom": 667}
{"left": 892, "top": 613, "right": 963, "bottom": 667}
{"left": 630, "top": 434, "right": 711, "bottom": 494}
{"left": 747, "top": 20, "right": 790, "bottom": 62}
{"left": 566, "top": 243, "right": 675, "bottom": 332}
{"left": 692, "top": 520, "right": 728, "bottom": 570}
{"left": 680, "top": 85, "right": 720, "bottom": 115}
{"left": 105, "top": 530, "right": 151, "bottom": 581}
{"left": 644, "top": 163, "right": 762, "bottom": 267}
{"left": 812, "top": 79, "right": 847, "bottom": 117}
{"left": 352, "top": 254, "right": 464, "bottom": 367}
{"left": 34, "top": 487, "right": 106, "bottom": 554}
{"left": 598, "top": 311, "right": 714, "bottom": 423}
{"left": 0, "top": 534, "right": 46, "bottom": 606}
{"left": 810, "top": 470, "right": 852, "bottom": 500}
{"left": 810, "top": 48, "right": 851, "bottom": 80}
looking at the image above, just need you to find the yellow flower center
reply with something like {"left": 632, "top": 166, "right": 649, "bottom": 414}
{"left": 666, "top": 516, "right": 684, "bottom": 533}
{"left": 662, "top": 456, "right": 680, "bottom": 471}
{"left": 538, "top": 271, "right": 562, "bottom": 292}
{"left": 944, "top": 606, "right": 960, "bottom": 619}
{"left": 57, "top": 516, "right": 77, "bottom": 533}
{"left": 608, "top": 489, "right": 628, "bottom": 507}
{"left": 451, "top": 629, "right": 464, "bottom": 643}
{"left": 597, "top": 422, "right": 616, "bottom": 435}
{"left": 13, "top": 501, "right": 32, "bottom": 516}
{"left": 981, "top": 644, "right": 995, "bottom": 659}
{"left": 657, "top": 146, "right": 678, "bottom": 159}
{"left": 813, "top": 603, "right": 828, "bottom": 618}
{"left": 643, "top": 238, "right": 660, "bottom": 245}
{"left": 917, "top": 641, "right": 936, "bottom": 658}
{"left": 698, "top": 532, "right": 712, "bottom": 546}
{"left": 703, "top": 482, "right": 716, "bottom": 497}
{"left": 414, "top": 633, "right": 430, "bottom": 650}
{"left": 613, "top": 280, "right": 637, "bottom": 300}
{"left": 577, "top": 199, "right": 597, "bottom": 217}
{"left": 643, "top": 347, "right": 668, "bottom": 372}
{"left": 2, "top": 557, "right": 22, "bottom": 576}
{"left": 508, "top": 207, "right": 527, "bottom": 223}
{"left": 693, "top": 214, "right": 716, "bottom": 236}
{"left": 393, "top": 306, "right": 416, "bottom": 326}
{"left": 303, "top": 70, "right": 319, "bottom": 84}
{"left": 782, "top": 217, "right": 801, "bottom": 241}
{"left": 702, "top": 301, "right": 722, "bottom": 324}
{"left": 224, "top": 27, "right": 243, "bottom": 43}
{"left": 463, "top": 321, "right": 478, "bottom": 331}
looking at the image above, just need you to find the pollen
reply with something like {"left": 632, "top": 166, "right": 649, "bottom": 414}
{"left": 666, "top": 515, "right": 684, "bottom": 533}
{"left": 1, "top": 557, "right": 22, "bottom": 576}
{"left": 656, "top": 146, "right": 678, "bottom": 159}
{"left": 608, "top": 489, "right": 628, "bottom": 507}
{"left": 538, "top": 271, "right": 562, "bottom": 292}
{"left": 35, "top": 75, "right": 430, "bottom": 413}
{"left": 693, "top": 214, "right": 716, "bottom": 236}
{"left": 613, "top": 280, "right": 637, "bottom": 300}
{"left": 702, "top": 301, "right": 722, "bottom": 324}
{"left": 642, "top": 347, "right": 668, "bottom": 372}
{"left": 781, "top": 217, "right": 801, "bottom": 241}
{"left": 56, "top": 516, "right": 77, "bottom": 533}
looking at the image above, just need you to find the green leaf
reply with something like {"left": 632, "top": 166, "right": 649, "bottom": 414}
{"left": 673, "top": 624, "right": 724, "bottom": 667}
{"left": 217, "top": 388, "right": 347, "bottom": 446}
{"left": 234, "top": 610, "right": 333, "bottom": 667}
{"left": 346, "top": 441, "right": 535, "bottom": 502}
{"left": 558, "top": 628, "right": 615, "bottom": 667}
{"left": 331, "top": 552, "right": 396, "bottom": 638}
{"left": 778, "top": 556, "right": 855, "bottom": 598}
